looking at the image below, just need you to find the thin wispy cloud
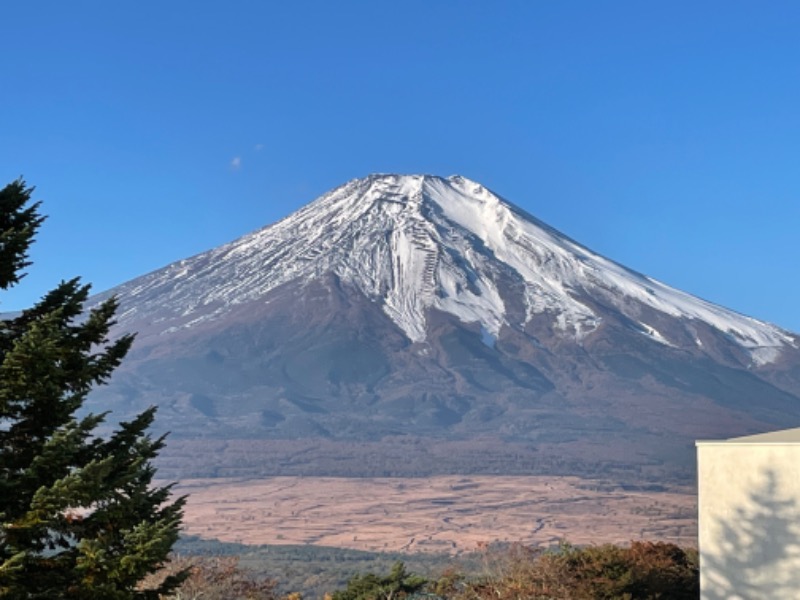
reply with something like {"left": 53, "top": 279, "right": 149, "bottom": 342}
{"left": 231, "top": 145, "right": 263, "bottom": 171}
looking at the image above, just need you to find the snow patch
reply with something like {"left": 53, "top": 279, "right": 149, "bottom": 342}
{"left": 480, "top": 325, "right": 497, "bottom": 348}
{"left": 750, "top": 347, "right": 782, "bottom": 367}
{"left": 636, "top": 322, "right": 673, "bottom": 347}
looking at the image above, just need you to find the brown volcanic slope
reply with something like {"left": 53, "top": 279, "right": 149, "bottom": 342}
{"left": 86, "top": 175, "right": 800, "bottom": 486}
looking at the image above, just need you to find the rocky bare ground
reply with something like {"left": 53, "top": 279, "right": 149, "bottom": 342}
{"left": 172, "top": 475, "right": 697, "bottom": 554}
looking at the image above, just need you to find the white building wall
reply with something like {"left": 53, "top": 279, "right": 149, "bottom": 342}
{"left": 697, "top": 441, "right": 800, "bottom": 599}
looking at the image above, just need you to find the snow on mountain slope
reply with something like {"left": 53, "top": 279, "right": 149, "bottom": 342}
{"left": 105, "top": 174, "right": 795, "bottom": 364}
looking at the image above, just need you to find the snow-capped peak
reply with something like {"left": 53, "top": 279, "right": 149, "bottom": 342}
{"left": 105, "top": 174, "right": 795, "bottom": 365}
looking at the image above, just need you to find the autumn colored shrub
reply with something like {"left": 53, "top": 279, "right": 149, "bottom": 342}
{"left": 140, "top": 556, "right": 280, "bottom": 599}
{"left": 441, "top": 541, "right": 698, "bottom": 600}
{"left": 555, "top": 541, "right": 699, "bottom": 599}
{"left": 444, "top": 543, "right": 574, "bottom": 600}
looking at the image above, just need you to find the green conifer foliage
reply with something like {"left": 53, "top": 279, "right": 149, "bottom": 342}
{"left": 0, "top": 180, "right": 186, "bottom": 599}
{"left": 332, "top": 562, "right": 427, "bottom": 600}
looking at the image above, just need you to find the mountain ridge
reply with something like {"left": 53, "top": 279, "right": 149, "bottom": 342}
{"left": 97, "top": 173, "right": 795, "bottom": 363}
{"left": 84, "top": 174, "right": 800, "bottom": 484}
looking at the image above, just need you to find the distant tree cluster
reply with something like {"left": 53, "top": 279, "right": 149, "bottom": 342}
{"left": 463, "top": 541, "right": 699, "bottom": 600}
{"left": 331, "top": 561, "right": 426, "bottom": 600}
{"left": 329, "top": 542, "right": 698, "bottom": 600}
{"left": 135, "top": 540, "right": 700, "bottom": 600}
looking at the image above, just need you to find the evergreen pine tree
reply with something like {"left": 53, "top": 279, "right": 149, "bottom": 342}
{"left": 0, "top": 179, "right": 186, "bottom": 599}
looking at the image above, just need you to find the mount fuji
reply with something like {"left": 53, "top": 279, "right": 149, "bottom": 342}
{"left": 89, "top": 174, "right": 800, "bottom": 484}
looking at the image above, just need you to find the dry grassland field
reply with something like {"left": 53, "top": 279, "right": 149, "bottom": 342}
{"left": 173, "top": 476, "right": 697, "bottom": 553}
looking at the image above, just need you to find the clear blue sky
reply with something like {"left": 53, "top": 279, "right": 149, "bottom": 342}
{"left": 2, "top": 1, "right": 799, "bottom": 331}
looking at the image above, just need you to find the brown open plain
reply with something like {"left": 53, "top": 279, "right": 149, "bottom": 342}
{"left": 173, "top": 476, "right": 697, "bottom": 554}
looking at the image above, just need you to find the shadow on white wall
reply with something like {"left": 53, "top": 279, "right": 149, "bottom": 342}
{"left": 703, "top": 469, "right": 800, "bottom": 600}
